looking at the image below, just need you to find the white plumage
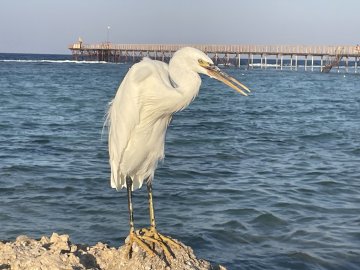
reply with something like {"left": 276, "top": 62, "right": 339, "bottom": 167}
{"left": 107, "top": 47, "right": 250, "bottom": 191}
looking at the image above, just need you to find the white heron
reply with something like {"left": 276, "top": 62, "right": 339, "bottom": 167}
{"left": 106, "top": 47, "right": 250, "bottom": 260}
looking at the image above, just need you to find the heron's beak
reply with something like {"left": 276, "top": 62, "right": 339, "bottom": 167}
{"left": 203, "top": 64, "right": 251, "bottom": 96}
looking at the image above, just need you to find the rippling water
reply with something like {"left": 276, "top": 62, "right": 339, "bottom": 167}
{"left": 1, "top": 54, "right": 360, "bottom": 270}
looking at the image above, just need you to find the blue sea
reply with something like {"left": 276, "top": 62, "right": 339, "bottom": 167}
{"left": 0, "top": 53, "right": 359, "bottom": 270}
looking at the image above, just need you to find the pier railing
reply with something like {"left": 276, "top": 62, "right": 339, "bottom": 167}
{"left": 68, "top": 43, "right": 360, "bottom": 72}
{"left": 69, "top": 43, "right": 360, "bottom": 56}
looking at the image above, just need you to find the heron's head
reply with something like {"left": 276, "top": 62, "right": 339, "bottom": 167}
{"left": 174, "top": 47, "right": 250, "bottom": 96}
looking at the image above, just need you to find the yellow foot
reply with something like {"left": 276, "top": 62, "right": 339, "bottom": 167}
{"left": 139, "top": 227, "right": 181, "bottom": 259}
{"left": 126, "top": 230, "right": 157, "bottom": 258}
{"left": 126, "top": 228, "right": 181, "bottom": 262}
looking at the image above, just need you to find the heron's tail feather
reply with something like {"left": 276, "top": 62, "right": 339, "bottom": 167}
{"left": 111, "top": 172, "right": 153, "bottom": 191}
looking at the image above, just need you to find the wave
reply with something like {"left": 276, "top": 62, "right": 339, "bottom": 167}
{"left": 0, "top": 59, "right": 109, "bottom": 64}
{"left": 249, "top": 63, "right": 280, "bottom": 67}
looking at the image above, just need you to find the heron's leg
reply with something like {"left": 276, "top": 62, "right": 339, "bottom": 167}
{"left": 125, "top": 178, "right": 179, "bottom": 261}
{"left": 126, "top": 176, "right": 135, "bottom": 233}
{"left": 125, "top": 176, "right": 155, "bottom": 257}
{"left": 147, "top": 180, "right": 156, "bottom": 229}
{"left": 138, "top": 181, "right": 181, "bottom": 256}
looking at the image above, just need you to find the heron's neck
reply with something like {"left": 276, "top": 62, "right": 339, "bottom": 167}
{"left": 168, "top": 63, "right": 201, "bottom": 112}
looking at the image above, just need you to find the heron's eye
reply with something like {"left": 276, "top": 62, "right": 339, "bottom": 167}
{"left": 198, "top": 59, "right": 207, "bottom": 66}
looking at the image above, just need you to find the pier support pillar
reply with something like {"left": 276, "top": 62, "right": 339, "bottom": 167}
{"left": 311, "top": 56, "right": 314, "bottom": 71}
{"left": 355, "top": 57, "right": 358, "bottom": 73}
{"left": 290, "top": 55, "right": 293, "bottom": 70}
{"left": 321, "top": 56, "right": 323, "bottom": 71}
{"left": 305, "top": 55, "right": 307, "bottom": 71}
{"left": 345, "top": 57, "right": 349, "bottom": 73}
{"left": 280, "top": 55, "right": 283, "bottom": 70}
{"left": 295, "top": 55, "right": 298, "bottom": 71}
{"left": 264, "top": 55, "right": 267, "bottom": 69}
{"left": 276, "top": 54, "right": 279, "bottom": 69}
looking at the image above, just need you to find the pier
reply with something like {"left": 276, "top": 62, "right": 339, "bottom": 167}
{"left": 68, "top": 41, "right": 360, "bottom": 72}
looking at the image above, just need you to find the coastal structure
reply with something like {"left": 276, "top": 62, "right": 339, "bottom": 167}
{"left": 68, "top": 40, "right": 360, "bottom": 72}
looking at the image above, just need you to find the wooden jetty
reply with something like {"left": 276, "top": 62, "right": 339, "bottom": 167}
{"left": 68, "top": 40, "right": 360, "bottom": 72}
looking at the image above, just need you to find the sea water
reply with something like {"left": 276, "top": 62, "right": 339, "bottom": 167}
{"left": 0, "top": 54, "right": 359, "bottom": 270}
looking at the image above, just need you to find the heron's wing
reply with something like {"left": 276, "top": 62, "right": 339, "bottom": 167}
{"left": 107, "top": 58, "right": 168, "bottom": 190}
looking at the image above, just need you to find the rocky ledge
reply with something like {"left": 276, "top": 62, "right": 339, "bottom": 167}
{"left": 0, "top": 233, "right": 226, "bottom": 270}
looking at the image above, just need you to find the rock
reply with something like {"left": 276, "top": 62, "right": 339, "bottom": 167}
{"left": 49, "top": 233, "right": 71, "bottom": 253}
{"left": 0, "top": 233, "right": 227, "bottom": 270}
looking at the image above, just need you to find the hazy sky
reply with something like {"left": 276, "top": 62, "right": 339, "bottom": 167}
{"left": 1, "top": 0, "right": 359, "bottom": 54}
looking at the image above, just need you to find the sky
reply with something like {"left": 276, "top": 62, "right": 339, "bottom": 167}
{"left": 1, "top": 0, "right": 359, "bottom": 54}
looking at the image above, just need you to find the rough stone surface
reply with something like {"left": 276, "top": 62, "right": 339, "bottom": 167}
{"left": 0, "top": 233, "right": 226, "bottom": 270}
